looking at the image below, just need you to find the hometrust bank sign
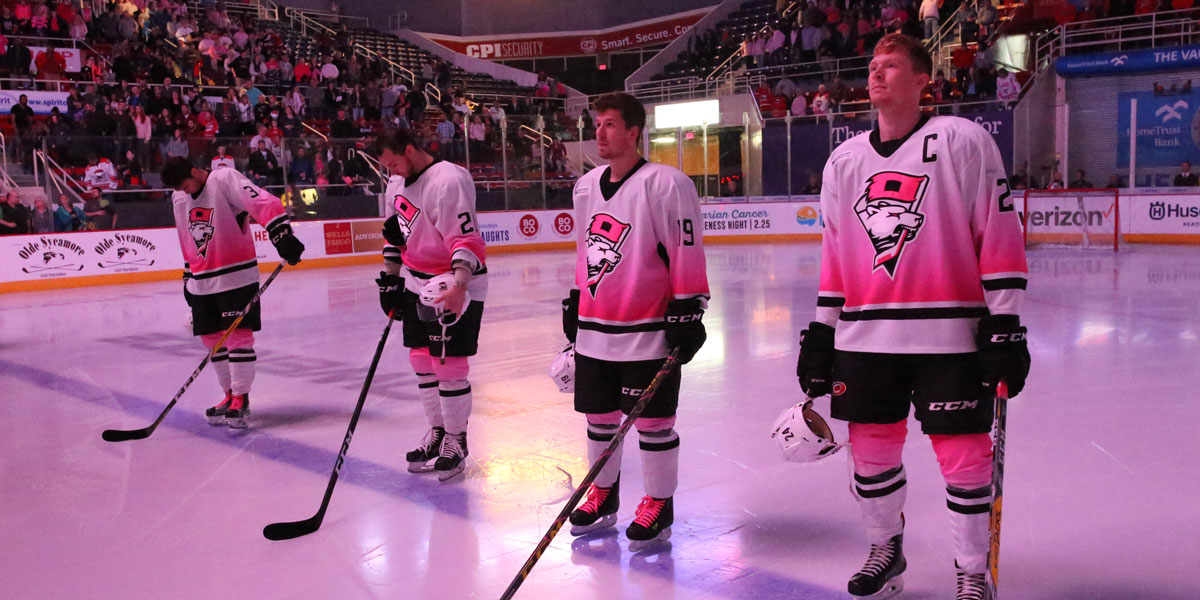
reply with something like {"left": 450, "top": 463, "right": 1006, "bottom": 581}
{"left": 427, "top": 9, "right": 708, "bottom": 59}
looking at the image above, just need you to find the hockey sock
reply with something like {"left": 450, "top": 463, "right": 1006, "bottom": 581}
{"left": 409, "top": 348, "right": 444, "bottom": 428}
{"left": 849, "top": 422, "right": 909, "bottom": 545}
{"left": 225, "top": 329, "right": 256, "bottom": 395}
{"left": 586, "top": 411, "right": 623, "bottom": 488}
{"left": 932, "top": 434, "right": 994, "bottom": 573}
{"left": 211, "top": 348, "right": 232, "bottom": 391}
{"left": 433, "top": 356, "right": 471, "bottom": 435}
{"left": 638, "top": 416, "right": 679, "bottom": 499}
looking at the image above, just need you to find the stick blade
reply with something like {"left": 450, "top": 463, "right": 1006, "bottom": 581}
{"left": 102, "top": 428, "right": 151, "bottom": 442}
{"left": 263, "top": 516, "right": 323, "bottom": 541}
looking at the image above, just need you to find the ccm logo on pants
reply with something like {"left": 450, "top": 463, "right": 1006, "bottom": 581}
{"left": 928, "top": 400, "right": 980, "bottom": 411}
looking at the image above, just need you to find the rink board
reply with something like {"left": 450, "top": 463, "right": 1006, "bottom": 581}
{"left": 3, "top": 196, "right": 1197, "bottom": 292}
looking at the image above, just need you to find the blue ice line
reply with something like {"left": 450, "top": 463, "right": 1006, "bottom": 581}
{"left": 1, "top": 357, "right": 845, "bottom": 599}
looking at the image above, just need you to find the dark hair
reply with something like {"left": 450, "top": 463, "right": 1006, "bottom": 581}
{"left": 160, "top": 156, "right": 195, "bottom": 189}
{"left": 873, "top": 33, "right": 933, "bottom": 76}
{"left": 374, "top": 128, "right": 418, "bottom": 155}
{"left": 592, "top": 92, "right": 646, "bottom": 137}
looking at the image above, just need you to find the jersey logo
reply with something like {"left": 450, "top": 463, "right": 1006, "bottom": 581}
{"left": 853, "top": 171, "right": 930, "bottom": 277}
{"left": 585, "top": 213, "right": 632, "bottom": 297}
{"left": 188, "top": 206, "right": 215, "bottom": 257}
{"left": 393, "top": 194, "right": 421, "bottom": 240}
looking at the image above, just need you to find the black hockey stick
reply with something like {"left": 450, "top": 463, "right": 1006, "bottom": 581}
{"left": 985, "top": 381, "right": 1010, "bottom": 600}
{"left": 263, "top": 313, "right": 396, "bottom": 541}
{"left": 499, "top": 348, "right": 681, "bottom": 600}
{"left": 101, "top": 262, "right": 287, "bottom": 443}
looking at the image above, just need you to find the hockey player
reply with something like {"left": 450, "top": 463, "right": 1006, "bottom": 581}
{"left": 373, "top": 128, "right": 486, "bottom": 482}
{"left": 561, "top": 92, "right": 709, "bottom": 549}
{"left": 211, "top": 146, "right": 236, "bottom": 170}
{"left": 796, "top": 34, "right": 1030, "bottom": 600}
{"left": 160, "top": 156, "right": 305, "bottom": 428}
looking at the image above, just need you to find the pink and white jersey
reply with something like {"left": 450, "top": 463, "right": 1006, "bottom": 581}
{"left": 173, "top": 168, "right": 289, "bottom": 296}
{"left": 210, "top": 155, "right": 236, "bottom": 170}
{"left": 817, "top": 115, "right": 1027, "bottom": 354}
{"left": 572, "top": 159, "right": 710, "bottom": 362}
{"left": 381, "top": 160, "right": 488, "bottom": 300}
{"left": 84, "top": 159, "right": 118, "bottom": 190}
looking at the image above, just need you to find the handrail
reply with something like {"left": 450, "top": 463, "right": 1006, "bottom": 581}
{"left": 302, "top": 121, "right": 329, "bottom": 142}
{"left": 0, "top": 131, "right": 15, "bottom": 192}
{"left": 519, "top": 124, "right": 554, "bottom": 148}
{"left": 1033, "top": 7, "right": 1200, "bottom": 74}
{"left": 34, "top": 150, "right": 88, "bottom": 205}
{"left": 425, "top": 81, "right": 442, "bottom": 104}
{"left": 280, "top": 6, "right": 369, "bottom": 28}
{"left": 706, "top": 0, "right": 801, "bottom": 81}
{"left": 286, "top": 8, "right": 414, "bottom": 86}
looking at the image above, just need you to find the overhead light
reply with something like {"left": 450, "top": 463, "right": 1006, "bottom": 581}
{"left": 654, "top": 99, "right": 719, "bottom": 130}
{"left": 651, "top": 136, "right": 676, "bottom": 144}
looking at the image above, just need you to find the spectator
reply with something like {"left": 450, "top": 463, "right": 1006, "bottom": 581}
{"left": 791, "top": 92, "right": 808, "bottom": 116}
{"left": 1174, "top": 161, "right": 1199, "bottom": 186}
{"left": 164, "top": 128, "right": 189, "bottom": 159}
{"left": 54, "top": 193, "right": 86, "bottom": 232}
{"left": 0, "top": 192, "right": 30, "bottom": 234}
{"left": 329, "top": 109, "right": 355, "bottom": 139}
{"left": 248, "top": 140, "right": 279, "bottom": 186}
{"left": 801, "top": 174, "right": 821, "bottom": 194}
{"left": 978, "top": 0, "right": 999, "bottom": 40}
{"left": 288, "top": 146, "right": 316, "bottom": 185}
{"left": 83, "top": 189, "right": 116, "bottom": 230}
{"left": 1069, "top": 170, "right": 1093, "bottom": 189}
{"left": 435, "top": 112, "right": 456, "bottom": 161}
{"left": 468, "top": 115, "right": 486, "bottom": 158}
{"left": 1048, "top": 170, "right": 1065, "bottom": 189}
{"left": 8, "top": 37, "right": 31, "bottom": 78}
{"left": 1106, "top": 174, "right": 1123, "bottom": 189}
{"left": 30, "top": 197, "right": 54, "bottom": 233}
{"left": 775, "top": 76, "right": 797, "bottom": 98}
{"left": 920, "top": 0, "right": 941, "bottom": 39}
{"left": 211, "top": 145, "right": 236, "bottom": 170}
{"left": 811, "top": 84, "right": 831, "bottom": 115}
{"left": 10, "top": 94, "right": 34, "bottom": 174}
{"left": 487, "top": 102, "right": 505, "bottom": 125}
{"left": 996, "top": 69, "right": 1020, "bottom": 106}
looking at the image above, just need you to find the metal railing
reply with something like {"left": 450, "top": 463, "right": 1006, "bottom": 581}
{"left": 1034, "top": 8, "right": 1200, "bottom": 73}
{"left": 284, "top": 7, "right": 415, "bottom": 87}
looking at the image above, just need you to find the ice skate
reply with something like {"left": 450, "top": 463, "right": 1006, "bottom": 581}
{"left": 569, "top": 478, "right": 620, "bottom": 535}
{"left": 406, "top": 427, "right": 445, "bottom": 473}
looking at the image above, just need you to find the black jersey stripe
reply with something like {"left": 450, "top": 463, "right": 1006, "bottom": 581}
{"left": 840, "top": 307, "right": 989, "bottom": 322}
{"left": 191, "top": 260, "right": 258, "bottom": 280}
{"left": 981, "top": 277, "right": 1028, "bottom": 291}
{"left": 817, "top": 296, "right": 847, "bottom": 307}
{"left": 578, "top": 321, "right": 666, "bottom": 334}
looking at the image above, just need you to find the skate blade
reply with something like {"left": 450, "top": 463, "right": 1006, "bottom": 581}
{"left": 436, "top": 463, "right": 466, "bottom": 482}
{"left": 627, "top": 527, "right": 672, "bottom": 552}
{"left": 852, "top": 576, "right": 903, "bottom": 599}
{"left": 226, "top": 410, "right": 250, "bottom": 429}
{"left": 206, "top": 414, "right": 226, "bottom": 426}
{"left": 569, "top": 513, "right": 618, "bottom": 536}
{"left": 407, "top": 461, "right": 437, "bottom": 473}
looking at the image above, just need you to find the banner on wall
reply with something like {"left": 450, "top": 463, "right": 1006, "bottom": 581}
{"left": 1115, "top": 90, "right": 1199, "bottom": 168}
{"left": 1129, "top": 194, "right": 1200, "bottom": 234}
{"left": 1057, "top": 45, "right": 1200, "bottom": 77}
{"left": 0, "top": 89, "right": 69, "bottom": 115}
{"left": 423, "top": 11, "right": 707, "bottom": 59}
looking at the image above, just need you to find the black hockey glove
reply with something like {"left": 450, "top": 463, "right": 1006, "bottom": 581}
{"left": 382, "top": 215, "right": 407, "bottom": 248}
{"left": 797, "top": 322, "right": 835, "bottom": 397}
{"left": 376, "top": 271, "right": 404, "bottom": 320}
{"left": 268, "top": 221, "right": 304, "bottom": 265}
{"left": 976, "top": 314, "right": 1030, "bottom": 398}
{"left": 562, "top": 288, "right": 580, "bottom": 344}
{"left": 665, "top": 298, "right": 706, "bottom": 364}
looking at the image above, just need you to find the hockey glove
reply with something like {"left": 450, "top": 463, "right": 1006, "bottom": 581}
{"left": 268, "top": 221, "right": 305, "bottom": 265}
{"left": 182, "top": 269, "right": 195, "bottom": 308}
{"left": 562, "top": 288, "right": 580, "bottom": 344}
{"left": 665, "top": 298, "right": 706, "bottom": 364}
{"left": 797, "top": 322, "right": 835, "bottom": 397}
{"left": 376, "top": 272, "right": 404, "bottom": 320}
{"left": 976, "top": 314, "right": 1030, "bottom": 398}
{"left": 382, "top": 215, "right": 408, "bottom": 248}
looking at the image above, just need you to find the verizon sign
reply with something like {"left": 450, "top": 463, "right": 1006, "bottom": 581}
{"left": 425, "top": 11, "right": 707, "bottom": 59}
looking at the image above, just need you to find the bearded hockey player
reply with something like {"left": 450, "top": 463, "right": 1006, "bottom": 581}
{"left": 160, "top": 156, "right": 305, "bottom": 428}
{"left": 561, "top": 92, "right": 710, "bottom": 549}
{"left": 374, "top": 128, "right": 486, "bottom": 482}
{"left": 795, "top": 33, "right": 1030, "bottom": 600}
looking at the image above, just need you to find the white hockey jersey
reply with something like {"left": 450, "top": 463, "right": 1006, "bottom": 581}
{"left": 84, "top": 159, "right": 118, "bottom": 190}
{"left": 816, "top": 114, "right": 1027, "bottom": 354}
{"left": 173, "top": 168, "right": 289, "bottom": 296}
{"left": 211, "top": 155, "right": 236, "bottom": 170}
{"left": 572, "top": 159, "right": 710, "bottom": 362}
{"left": 381, "top": 160, "right": 488, "bottom": 301}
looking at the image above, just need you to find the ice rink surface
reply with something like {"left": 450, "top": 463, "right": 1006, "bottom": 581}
{"left": 1, "top": 242, "right": 1197, "bottom": 600}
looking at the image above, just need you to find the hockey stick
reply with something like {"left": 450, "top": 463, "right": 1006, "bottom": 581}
{"left": 101, "top": 262, "right": 287, "bottom": 443}
{"left": 985, "top": 381, "right": 1010, "bottom": 600}
{"left": 499, "top": 348, "right": 681, "bottom": 600}
{"left": 263, "top": 313, "right": 396, "bottom": 541}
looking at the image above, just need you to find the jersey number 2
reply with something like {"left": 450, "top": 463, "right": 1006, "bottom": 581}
{"left": 997, "top": 179, "right": 1014, "bottom": 212}
{"left": 457, "top": 212, "right": 475, "bottom": 234}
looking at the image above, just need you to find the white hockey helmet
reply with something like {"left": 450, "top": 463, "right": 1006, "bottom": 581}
{"left": 417, "top": 273, "right": 471, "bottom": 325}
{"left": 770, "top": 400, "right": 840, "bottom": 463}
{"left": 549, "top": 343, "right": 575, "bottom": 393}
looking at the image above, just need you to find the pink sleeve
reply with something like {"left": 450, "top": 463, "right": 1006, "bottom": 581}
{"left": 968, "top": 130, "right": 1027, "bottom": 317}
{"left": 660, "top": 171, "right": 710, "bottom": 303}
{"left": 436, "top": 171, "right": 486, "bottom": 273}
{"left": 816, "top": 159, "right": 845, "bottom": 327}
{"left": 222, "top": 170, "right": 288, "bottom": 232}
